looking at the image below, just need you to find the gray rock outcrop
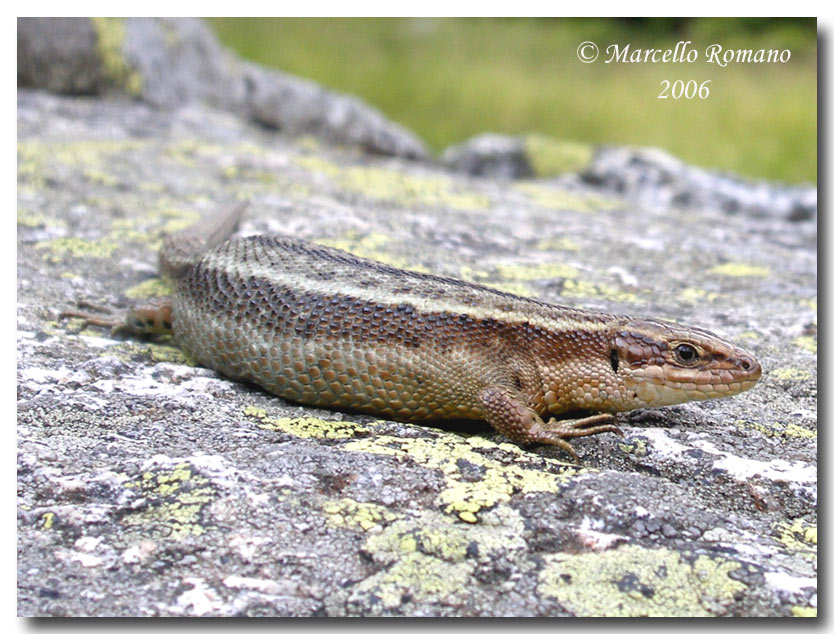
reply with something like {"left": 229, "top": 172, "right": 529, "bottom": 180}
{"left": 17, "top": 18, "right": 816, "bottom": 618}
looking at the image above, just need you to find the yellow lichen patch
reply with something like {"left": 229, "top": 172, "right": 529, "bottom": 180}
{"left": 351, "top": 506, "right": 527, "bottom": 609}
{"left": 776, "top": 519, "right": 817, "bottom": 559}
{"left": 707, "top": 263, "right": 769, "bottom": 277}
{"left": 40, "top": 512, "right": 55, "bottom": 530}
{"left": 323, "top": 498, "right": 402, "bottom": 532}
{"left": 494, "top": 262, "right": 579, "bottom": 282}
{"left": 678, "top": 287, "right": 721, "bottom": 304}
{"left": 148, "top": 342, "right": 194, "bottom": 365}
{"left": 792, "top": 606, "right": 817, "bottom": 617}
{"left": 799, "top": 298, "right": 817, "bottom": 311}
{"left": 125, "top": 278, "right": 174, "bottom": 299}
{"left": 734, "top": 419, "right": 816, "bottom": 441}
{"left": 108, "top": 206, "right": 197, "bottom": 249}
{"left": 770, "top": 367, "right": 812, "bottom": 382}
{"left": 103, "top": 340, "right": 193, "bottom": 365}
{"left": 561, "top": 279, "right": 638, "bottom": 304}
{"left": 35, "top": 236, "right": 120, "bottom": 262}
{"left": 535, "top": 237, "right": 581, "bottom": 252}
{"left": 315, "top": 232, "right": 429, "bottom": 272}
{"left": 783, "top": 424, "right": 817, "bottom": 439}
{"left": 18, "top": 139, "right": 147, "bottom": 199}
{"left": 455, "top": 266, "right": 533, "bottom": 296}
{"left": 17, "top": 209, "right": 66, "bottom": 229}
{"left": 91, "top": 17, "right": 143, "bottom": 95}
{"left": 83, "top": 167, "right": 119, "bottom": 187}
{"left": 538, "top": 545, "right": 746, "bottom": 617}
{"left": 294, "top": 155, "right": 490, "bottom": 211}
{"left": 792, "top": 336, "right": 817, "bottom": 354}
{"left": 121, "top": 462, "right": 215, "bottom": 540}
{"left": 244, "top": 406, "right": 370, "bottom": 440}
{"left": 295, "top": 135, "right": 321, "bottom": 152}
{"left": 524, "top": 135, "right": 595, "bottom": 177}
{"left": 159, "top": 209, "right": 203, "bottom": 234}
{"left": 617, "top": 438, "right": 647, "bottom": 457}
{"left": 515, "top": 182, "right": 621, "bottom": 213}
{"left": 343, "top": 430, "right": 579, "bottom": 522}
{"left": 354, "top": 551, "right": 472, "bottom": 609}
{"left": 524, "top": 134, "right": 594, "bottom": 178}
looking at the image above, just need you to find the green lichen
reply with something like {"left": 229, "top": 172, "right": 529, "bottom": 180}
{"left": 792, "top": 336, "right": 817, "bottom": 354}
{"left": 18, "top": 139, "right": 146, "bottom": 205}
{"left": 90, "top": 17, "right": 143, "bottom": 95}
{"left": 515, "top": 182, "right": 621, "bottom": 213}
{"left": 352, "top": 506, "right": 527, "bottom": 609}
{"left": 40, "top": 512, "right": 55, "bottom": 530}
{"left": 618, "top": 437, "right": 647, "bottom": 457}
{"left": 783, "top": 423, "right": 817, "bottom": 439}
{"left": 323, "top": 498, "right": 402, "bottom": 532}
{"left": 735, "top": 419, "right": 816, "bottom": 441}
{"left": 776, "top": 519, "right": 817, "bottom": 560}
{"left": 106, "top": 340, "right": 193, "bottom": 366}
{"left": 792, "top": 606, "right": 817, "bottom": 617}
{"left": 124, "top": 278, "right": 174, "bottom": 299}
{"left": 343, "top": 430, "right": 579, "bottom": 522}
{"left": 461, "top": 262, "right": 638, "bottom": 304}
{"left": 494, "top": 261, "right": 579, "bottom": 282}
{"left": 535, "top": 237, "right": 581, "bottom": 252}
{"left": 148, "top": 342, "right": 194, "bottom": 365}
{"left": 121, "top": 462, "right": 216, "bottom": 540}
{"left": 316, "top": 232, "right": 429, "bottom": 272}
{"left": 295, "top": 135, "right": 321, "bottom": 151}
{"left": 354, "top": 551, "right": 472, "bottom": 609}
{"left": 110, "top": 206, "right": 199, "bottom": 250}
{"left": 244, "top": 406, "right": 370, "bottom": 440}
{"left": 707, "top": 263, "right": 769, "bottom": 277}
{"left": 770, "top": 367, "right": 812, "bottom": 382}
{"left": 295, "top": 155, "right": 490, "bottom": 211}
{"left": 35, "top": 236, "right": 120, "bottom": 262}
{"left": 538, "top": 545, "right": 746, "bottom": 617}
{"left": 524, "top": 135, "right": 594, "bottom": 177}
{"left": 17, "top": 209, "right": 66, "bottom": 229}
{"left": 678, "top": 287, "right": 721, "bottom": 304}
{"left": 456, "top": 266, "right": 532, "bottom": 296}
{"left": 560, "top": 278, "right": 639, "bottom": 304}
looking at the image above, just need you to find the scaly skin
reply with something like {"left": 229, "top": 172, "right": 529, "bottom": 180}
{"left": 63, "top": 203, "right": 762, "bottom": 461}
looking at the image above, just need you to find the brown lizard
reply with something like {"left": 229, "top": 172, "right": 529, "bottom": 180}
{"left": 63, "top": 202, "right": 762, "bottom": 461}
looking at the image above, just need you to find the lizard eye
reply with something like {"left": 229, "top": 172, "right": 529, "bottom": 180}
{"left": 674, "top": 343, "right": 699, "bottom": 364}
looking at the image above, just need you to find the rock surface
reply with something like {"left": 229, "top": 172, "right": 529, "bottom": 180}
{"left": 18, "top": 17, "right": 427, "bottom": 160}
{"left": 17, "top": 24, "right": 816, "bottom": 618}
{"left": 443, "top": 133, "right": 816, "bottom": 222}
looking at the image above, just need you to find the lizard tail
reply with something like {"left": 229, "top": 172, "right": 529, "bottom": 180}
{"left": 160, "top": 201, "right": 249, "bottom": 280}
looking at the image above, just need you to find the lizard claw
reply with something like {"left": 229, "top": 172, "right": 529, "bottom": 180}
{"left": 59, "top": 304, "right": 123, "bottom": 332}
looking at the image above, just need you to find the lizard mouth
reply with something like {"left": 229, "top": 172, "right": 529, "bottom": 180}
{"left": 625, "top": 358, "right": 762, "bottom": 407}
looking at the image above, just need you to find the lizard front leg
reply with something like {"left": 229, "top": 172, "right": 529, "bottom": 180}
{"left": 479, "top": 385, "right": 621, "bottom": 462}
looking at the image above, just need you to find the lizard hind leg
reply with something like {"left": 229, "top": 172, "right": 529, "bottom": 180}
{"left": 478, "top": 385, "right": 621, "bottom": 462}
{"left": 60, "top": 297, "right": 174, "bottom": 336}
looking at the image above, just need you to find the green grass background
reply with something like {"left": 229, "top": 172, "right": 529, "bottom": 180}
{"left": 208, "top": 18, "right": 816, "bottom": 184}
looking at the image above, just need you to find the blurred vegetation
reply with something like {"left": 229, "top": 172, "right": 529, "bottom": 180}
{"left": 208, "top": 18, "right": 816, "bottom": 184}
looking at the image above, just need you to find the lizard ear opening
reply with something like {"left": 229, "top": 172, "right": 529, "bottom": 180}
{"left": 609, "top": 348, "right": 619, "bottom": 373}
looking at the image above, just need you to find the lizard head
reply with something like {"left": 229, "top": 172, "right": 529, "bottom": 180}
{"left": 607, "top": 318, "right": 761, "bottom": 410}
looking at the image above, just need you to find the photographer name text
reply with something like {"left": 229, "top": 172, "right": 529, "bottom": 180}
{"left": 605, "top": 41, "right": 790, "bottom": 67}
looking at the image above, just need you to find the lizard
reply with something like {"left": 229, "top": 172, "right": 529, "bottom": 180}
{"left": 62, "top": 202, "right": 762, "bottom": 461}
